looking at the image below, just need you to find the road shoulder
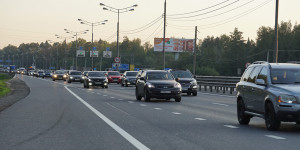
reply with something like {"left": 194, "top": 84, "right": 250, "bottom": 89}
{"left": 0, "top": 76, "right": 30, "bottom": 112}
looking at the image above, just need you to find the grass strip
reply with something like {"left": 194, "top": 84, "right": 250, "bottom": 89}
{"left": 0, "top": 74, "right": 12, "bottom": 98}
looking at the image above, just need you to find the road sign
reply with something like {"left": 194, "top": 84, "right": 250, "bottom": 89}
{"left": 90, "top": 51, "right": 98, "bottom": 57}
{"left": 112, "top": 63, "right": 129, "bottom": 70}
{"left": 77, "top": 50, "right": 85, "bottom": 57}
{"left": 79, "top": 46, "right": 84, "bottom": 50}
{"left": 103, "top": 51, "right": 112, "bottom": 58}
{"left": 114, "top": 57, "right": 120, "bottom": 63}
{"left": 92, "top": 47, "right": 97, "bottom": 51}
{"left": 106, "top": 47, "right": 110, "bottom": 51}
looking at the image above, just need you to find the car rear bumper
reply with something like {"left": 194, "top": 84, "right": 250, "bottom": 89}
{"left": 148, "top": 89, "right": 181, "bottom": 99}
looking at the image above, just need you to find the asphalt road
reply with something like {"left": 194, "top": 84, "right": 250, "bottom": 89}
{"left": 0, "top": 74, "right": 300, "bottom": 150}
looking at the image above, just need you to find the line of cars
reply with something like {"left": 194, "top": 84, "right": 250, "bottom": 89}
{"left": 23, "top": 68, "right": 199, "bottom": 102}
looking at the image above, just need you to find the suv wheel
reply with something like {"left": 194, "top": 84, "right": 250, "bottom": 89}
{"left": 192, "top": 92, "right": 197, "bottom": 96}
{"left": 237, "top": 99, "right": 251, "bottom": 125}
{"left": 175, "top": 97, "right": 181, "bottom": 102}
{"left": 68, "top": 80, "right": 71, "bottom": 83}
{"left": 144, "top": 89, "right": 150, "bottom": 102}
{"left": 265, "top": 103, "right": 281, "bottom": 131}
{"left": 83, "top": 81, "right": 86, "bottom": 88}
{"left": 135, "top": 88, "right": 142, "bottom": 101}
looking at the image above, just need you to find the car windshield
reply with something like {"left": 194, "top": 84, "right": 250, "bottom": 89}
{"left": 146, "top": 72, "right": 174, "bottom": 80}
{"left": 108, "top": 72, "right": 120, "bottom": 76}
{"left": 271, "top": 68, "right": 300, "bottom": 84}
{"left": 55, "top": 71, "right": 64, "bottom": 74}
{"left": 126, "top": 72, "right": 138, "bottom": 76}
{"left": 171, "top": 71, "right": 193, "bottom": 78}
{"left": 89, "top": 72, "right": 105, "bottom": 77}
{"left": 70, "top": 72, "right": 81, "bottom": 75}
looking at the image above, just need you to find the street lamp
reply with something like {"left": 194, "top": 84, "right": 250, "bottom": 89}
{"left": 64, "top": 29, "right": 89, "bottom": 70}
{"left": 100, "top": 2, "right": 137, "bottom": 70}
{"left": 55, "top": 34, "right": 74, "bottom": 69}
{"left": 78, "top": 19, "right": 107, "bottom": 70}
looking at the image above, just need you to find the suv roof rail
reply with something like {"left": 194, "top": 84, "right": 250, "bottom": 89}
{"left": 252, "top": 61, "right": 269, "bottom": 64}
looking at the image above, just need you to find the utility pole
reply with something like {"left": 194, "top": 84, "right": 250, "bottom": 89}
{"left": 193, "top": 26, "right": 197, "bottom": 75}
{"left": 162, "top": 0, "right": 166, "bottom": 70}
{"left": 273, "top": 0, "right": 279, "bottom": 63}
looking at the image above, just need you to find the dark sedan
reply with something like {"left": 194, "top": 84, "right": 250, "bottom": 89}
{"left": 83, "top": 71, "right": 108, "bottom": 88}
{"left": 52, "top": 70, "right": 66, "bottom": 81}
{"left": 170, "top": 70, "right": 198, "bottom": 96}
{"left": 67, "top": 71, "right": 83, "bottom": 83}
{"left": 135, "top": 70, "right": 182, "bottom": 102}
{"left": 121, "top": 71, "right": 138, "bottom": 87}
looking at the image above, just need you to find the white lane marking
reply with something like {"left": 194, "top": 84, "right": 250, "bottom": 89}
{"left": 200, "top": 92, "right": 235, "bottom": 98}
{"left": 224, "top": 125, "right": 239, "bottom": 129}
{"left": 110, "top": 97, "right": 115, "bottom": 99}
{"left": 103, "top": 95, "right": 108, "bottom": 97}
{"left": 154, "top": 108, "right": 162, "bottom": 110}
{"left": 128, "top": 101, "right": 134, "bottom": 104}
{"left": 118, "top": 99, "right": 123, "bottom": 101}
{"left": 265, "top": 135, "right": 286, "bottom": 140}
{"left": 64, "top": 86, "right": 150, "bottom": 150}
{"left": 105, "top": 102, "right": 130, "bottom": 116}
{"left": 97, "top": 93, "right": 101, "bottom": 95}
{"left": 172, "top": 112, "right": 182, "bottom": 115}
{"left": 195, "top": 118, "right": 206, "bottom": 121}
{"left": 91, "top": 92, "right": 95, "bottom": 94}
{"left": 213, "top": 103, "right": 229, "bottom": 107}
{"left": 140, "top": 104, "right": 147, "bottom": 107}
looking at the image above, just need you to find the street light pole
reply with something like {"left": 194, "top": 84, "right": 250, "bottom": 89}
{"left": 273, "top": 0, "right": 279, "bottom": 63}
{"left": 100, "top": 2, "right": 137, "bottom": 70}
{"left": 163, "top": 0, "right": 166, "bottom": 70}
{"left": 78, "top": 19, "right": 107, "bottom": 71}
{"left": 64, "top": 29, "right": 88, "bottom": 70}
{"left": 55, "top": 34, "right": 74, "bottom": 70}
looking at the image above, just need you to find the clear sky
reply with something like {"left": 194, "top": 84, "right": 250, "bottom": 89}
{"left": 0, "top": 0, "right": 299, "bottom": 49}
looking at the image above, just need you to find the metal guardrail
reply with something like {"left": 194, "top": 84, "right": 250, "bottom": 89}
{"left": 195, "top": 76, "right": 241, "bottom": 94}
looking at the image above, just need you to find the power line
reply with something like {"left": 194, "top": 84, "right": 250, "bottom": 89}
{"left": 167, "top": 0, "right": 230, "bottom": 16}
{"left": 143, "top": 19, "right": 164, "bottom": 42}
{"left": 121, "top": 17, "right": 163, "bottom": 34}
{"left": 121, "top": 16, "right": 162, "bottom": 33}
{"left": 167, "top": 0, "right": 240, "bottom": 20}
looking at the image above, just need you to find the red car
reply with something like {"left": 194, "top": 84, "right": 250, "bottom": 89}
{"left": 107, "top": 71, "right": 122, "bottom": 84}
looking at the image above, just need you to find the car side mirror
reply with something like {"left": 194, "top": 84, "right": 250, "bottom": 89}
{"left": 256, "top": 79, "right": 266, "bottom": 86}
{"left": 140, "top": 77, "right": 144, "bottom": 80}
{"left": 175, "top": 78, "right": 179, "bottom": 82}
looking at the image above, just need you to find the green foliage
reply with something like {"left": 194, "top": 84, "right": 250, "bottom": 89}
{"left": 0, "top": 74, "right": 11, "bottom": 98}
{"left": 2, "top": 21, "right": 300, "bottom": 76}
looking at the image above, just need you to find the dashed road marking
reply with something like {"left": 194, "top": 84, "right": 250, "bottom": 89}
{"left": 195, "top": 118, "right": 206, "bottom": 121}
{"left": 265, "top": 135, "right": 286, "bottom": 140}
{"left": 172, "top": 112, "right": 182, "bottom": 115}
{"left": 103, "top": 95, "right": 108, "bottom": 97}
{"left": 110, "top": 97, "right": 115, "bottom": 99}
{"left": 224, "top": 125, "right": 239, "bottom": 129}
{"left": 140, "top": 104, "right": 147, "bottom": 107}
{"left": 128, "top": 101, "right": 134, "bottom": 104}
{"left": 118, "top": 99, "right": 123, "bottom": 101}
{"left": 213, "top": 103, "right": 229, "bottom": 107}
{"left": 154, "top": 108, "right": 162, "bottom": 110}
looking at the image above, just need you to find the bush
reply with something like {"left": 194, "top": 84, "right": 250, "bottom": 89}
{"left": 196, "top": 66, "right": 220, "bottom": 76}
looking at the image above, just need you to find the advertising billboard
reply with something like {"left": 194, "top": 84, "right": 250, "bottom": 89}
{"left": 154, "top": 38, "right": 194, "bottom": 53}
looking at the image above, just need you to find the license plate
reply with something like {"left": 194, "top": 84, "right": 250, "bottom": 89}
{"left": 161, "top": 91, "right": 171, "bottom": 93}
{"left": 95, "top": 82, "right": 102, "bottom": 84}
{"left": 113, "top": 79, "right": 118, "bottom": 81}
{"left": 75, "top": 79, "right": 80, "bottom": 80}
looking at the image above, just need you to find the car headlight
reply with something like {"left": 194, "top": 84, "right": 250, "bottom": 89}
{"left": 63, "top": 75, "right": 67, "bottom": 78}
{"left": 53, "top": 75, "right": 57, "bottom": 77}
{"left": 88, "top": 79, "right": 92, "bottom": 82}
{"left": 147, "top": 83, "right": 155, "bottom": 88}
{"left": 70, "top": 77, "right": 74, "bottom": 79}
{"left": 190, "top": 80, "right": 197, "bottom": 85}
{"left": 278, "top": 94, "right": 298, "bottom": 104}
{"left": 174, "top": 83, "right": 181, "bottom": 88}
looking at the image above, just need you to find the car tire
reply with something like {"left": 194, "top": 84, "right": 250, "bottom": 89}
{"left": 265, "top": 103, "right": 281, "bottom": 131}
{"left": 68, "top": 80, "right": 71, "bottom": 83}
{"left": 192, "top": 92, "right": 197, "bottom": 96}
{"left": 166, "top": 98, "right": 171, "bottom": 100}
{"left": 237, "top": 99, "right": 251, "bottom": 125}
{"left": 121, "top": 82, "right": 124, "bottom": 86}
{"left": 144, "top": 89, "right": 150, "bottom": 102}
{"left": 52, "top": 79, "right": 55, "bottom": 81}
{"left": 175, "top": 97, "right": 181, "bottom": 102}
{"left": 135, "top": 88, "right": 142, "bottom": 101}
{"left": 187, "top": 92, "right": 191, "bottom": 96}
{"left": 105, "top": 86, "right": 108, "bottom": 88}
{"left": 126, "top": 84, "right": 129, "bottom": 87}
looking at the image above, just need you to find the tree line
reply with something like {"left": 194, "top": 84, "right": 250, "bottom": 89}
{"left": 1, "top": 21, "right": 300, "bottom": 76}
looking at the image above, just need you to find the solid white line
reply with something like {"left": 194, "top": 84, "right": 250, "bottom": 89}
{"left": 224, "top": 125, "right": 239, "bottom": 129}
{"left": 265, "top": 135, "right": 286, "bottom": 140}
{"left": 154, "top": 108, "right": 162, "bottom": 110}
{"left": 64, "top": 86, "right": 150, "bottom": 150}
{"left": 172, "top": 112, "right": 182, "bottom": 115}
{"left": 195, "top": 118, "right": 206, "bottom": 121}
{"left": 213, "top": 103, "right": 229, "bottom": 107}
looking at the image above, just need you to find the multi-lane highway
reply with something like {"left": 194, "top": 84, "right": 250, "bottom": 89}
{"left": 0, "top": 74, "right": 300, "bottom": 150}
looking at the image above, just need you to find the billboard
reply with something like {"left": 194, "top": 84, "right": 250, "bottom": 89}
{"left": 154, "top": 38, "right": 194, "bottom": 53}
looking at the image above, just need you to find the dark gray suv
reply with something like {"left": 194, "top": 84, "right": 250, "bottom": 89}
{"left": 236, "top": 62, "right": 300, "bottom": 131}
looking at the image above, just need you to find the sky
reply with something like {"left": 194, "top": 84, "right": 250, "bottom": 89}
{"left": 0, "top": 0, "right": 299, "bottom": 49}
